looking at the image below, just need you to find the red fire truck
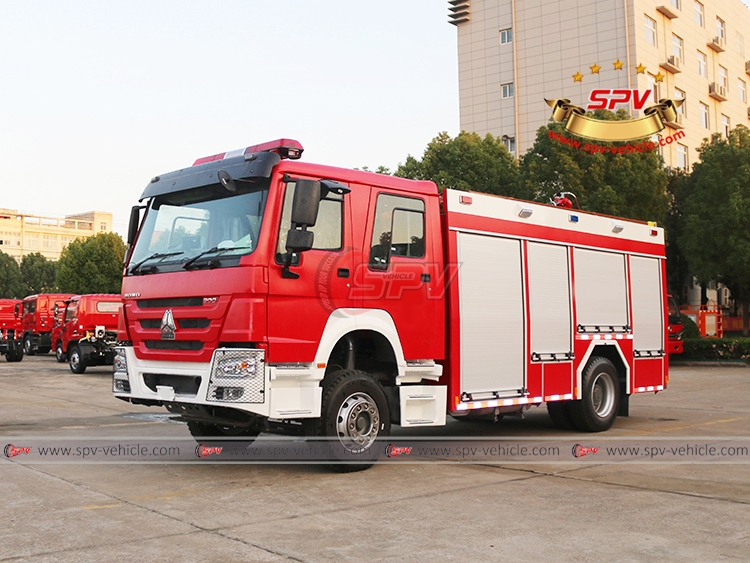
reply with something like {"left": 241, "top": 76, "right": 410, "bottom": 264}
{"left": 0, "top": 299, "right": 24, "bottom": 362}
{"left": 113, "top": 139, "right": 668, "bottom": 467}
{"left": 667, "top": 295, "right": 684, "bottom": 355}
{"left": 52, "top": 294, "right": 122, "bottom": 373}
{"left": 22, "top": 293, "right": 75, "bottom": 355}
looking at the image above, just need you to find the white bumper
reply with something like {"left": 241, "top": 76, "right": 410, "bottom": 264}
{"left": 113, "top": 347, "right": 322, "bottom": 419}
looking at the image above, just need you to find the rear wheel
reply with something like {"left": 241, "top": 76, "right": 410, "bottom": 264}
{"left": 55, "top": 341, "right": 66, "bottom": 363}
{"left": 569, "top": 357, "right": 620, "bottom": 432}
{"left": 69, "top": 344, "right": 86, "bottom": 374}
{"left": 5, "top": 349, "right": 23, "bottom": 362}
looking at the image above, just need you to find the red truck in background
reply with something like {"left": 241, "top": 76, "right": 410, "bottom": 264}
{"left": 667, "top": 295, "right": 684, "bottom": 355}
{"left": 52, "top": 294, "right": 122, "bottom": 373}
{"left": 21, "top": 294, "right": 75, "bottom": 355}
{"left": 112, "top": 138, "right": 669, "bottom": 471}
{"left": 0, "top": 299, "right": 24, "bottom": 362}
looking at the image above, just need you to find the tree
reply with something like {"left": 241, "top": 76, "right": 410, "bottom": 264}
{"left": 57, "top": 233, "right": 127, "bottom": 294}
{"left": 678, "top": 125, "right": 750, "bottom": 335}
{"left": 663, "top": 168, "right": 693, "bottom": 301}
{"left": 519, "top": 110, "right": 670, "bottom": 224}
{"left": 20, "top": 252, "right": 58, "bottom": 295}
{"left": 0, "top": 251, "right": 24, "bottom": 298}
{"left": 395, "top": 131, "right": 520, "bottom": 197}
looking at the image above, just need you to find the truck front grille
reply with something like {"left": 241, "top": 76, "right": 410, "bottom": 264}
{"left": 144, "top": 340, "right": 203, "bottom": 351}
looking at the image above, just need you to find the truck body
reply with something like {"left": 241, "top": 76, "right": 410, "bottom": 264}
{"left": 0, "top": 299, "right": 23, "bottom": 362}
{"left": 53, "top": 294, "right": 122, "bottom": 373}
{"left": 21, "top": 293, "right": 76, "bottom": 355}
{"left": 113, "top": 139, "right": 668, "bottom": 467}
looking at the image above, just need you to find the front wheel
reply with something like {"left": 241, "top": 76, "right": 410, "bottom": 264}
{"left": 310, "top": 369, "right": 391, "bottom": 472}
{"left": 69, "top": 344, "right": 86, "bottom": 374}
{"left": 569, "top": 357, "right": 621, "bottom": 432}
{"left": 23, "top": 335, "right": 35, "bottom": 356}
{"left": 55, "top": 341, "right": 66, "bottom": 363}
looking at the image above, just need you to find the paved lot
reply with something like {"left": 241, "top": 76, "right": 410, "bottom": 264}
{"left": 1, "top": 356, "right": 749, "bottom": 562}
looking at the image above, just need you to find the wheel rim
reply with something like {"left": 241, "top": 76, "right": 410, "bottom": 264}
{"left": 590, "top": 372, "right": 616, "bottom": 418}
{"left": 24, "top": 338, "right": 31, "bottom": 354}
{"left": 70, "top": 350, "right": 80, "bottom": 370}
{"left": 336, "top": 392, "right": 380, "bottom": 452}
{"left": 56, "top": 345, "right": 63, "bottom": 361}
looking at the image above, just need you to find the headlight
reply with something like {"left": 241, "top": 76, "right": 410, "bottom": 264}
{"left": 112, "top": 347, "right": 130, "bottom": 393}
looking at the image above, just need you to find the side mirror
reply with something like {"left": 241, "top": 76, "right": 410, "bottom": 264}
{"left": 290, "top": 179, "right": 321, "bottom": 227}
{"left": 127, "top": 205, "right": 144, "bottom": 246}
{"left": 285, "top": 229, "right": 314, "bottom": 253}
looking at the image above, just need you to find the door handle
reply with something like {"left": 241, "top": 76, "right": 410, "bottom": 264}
{"left": 338, "top": 268, "right": 350, "bottom": 278}
{"left": 421, "top": 273, "right": 430, "bottom": 282}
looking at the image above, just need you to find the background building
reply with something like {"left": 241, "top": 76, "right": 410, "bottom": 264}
{"left": 0, "top": 209, "right": 113, "bottom": 262}
{"left": 450, "top": 0, "right": 750, "bottom": 168}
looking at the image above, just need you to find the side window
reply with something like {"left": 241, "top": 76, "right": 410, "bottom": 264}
{"left": 65, "top": 303, "right": 78, "bottom": 321}
{"left": 369, "top": 194, "right": 426, "bottom": 270}
{"left": 276, "top": 181, "right": 344, "bottom": 264}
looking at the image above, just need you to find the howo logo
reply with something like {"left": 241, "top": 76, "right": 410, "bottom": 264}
{"left": 160, "top": 309, "right": 176, "bottom": 340}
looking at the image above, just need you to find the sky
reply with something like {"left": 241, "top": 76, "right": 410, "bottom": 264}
{"left": 0, "top": 1, "right": 459, "bottom": 236}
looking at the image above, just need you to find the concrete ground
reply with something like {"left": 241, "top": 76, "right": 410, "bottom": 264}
{"left": 1, "top": 356, "right": 748, "bottom": 562}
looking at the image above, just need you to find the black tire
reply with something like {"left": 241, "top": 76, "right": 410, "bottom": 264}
{"left": 308, "top": 369, "right": 390, "bottom": 473}
{"left": 5, "top": 349, "right": 23, "bottom": 362}
{"left": 547, "top": 401, "right": 576, "bottom": 430}
{"left": 69, "top": 344, "right": 86, "bottom": 374}
{"left": 569, "top": 357, "right": 621, "bottom": 432}
{"left": 23, "top": 334, "right": 35, "bottom": 356}
{"left": 55, "top": 341, "right": 66, "bottom": 363}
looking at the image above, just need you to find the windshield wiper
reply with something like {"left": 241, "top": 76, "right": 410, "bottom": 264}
{"left": 128, "top": 252, "right": 184, "bottom": 275}
{"left": 182, "top": 246, "right": 254, "bottom": 270}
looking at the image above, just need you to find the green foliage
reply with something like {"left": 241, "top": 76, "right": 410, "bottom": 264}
{"left": 519, "top": 110, "right": 670, "bottom": 223}
{"left": 681, "top": 337, "right": 750, "bottom": 363}
{"left": 680, "top": 313, "right": 700, "bottom": 339}
{"left": 20, "top": 252, "right": 58, "bottom": 295}
{"left": 0, "top": 251, "right": 25, "bottom": 299}
{"left": 677, "top": 125, "right": 750, "bottom": 334}
{"left": 57, "top": 233, "right": 127, "bottom": 294}
{"left": 395, "top": 131, "right": 520, "bottom": 197}
{"left": 357, "top": 165, "right": 392, "bottom": 175}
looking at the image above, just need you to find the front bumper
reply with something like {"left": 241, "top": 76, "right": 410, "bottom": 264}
{"left": 113, "top": 346, "right": 322, "bottom": 419}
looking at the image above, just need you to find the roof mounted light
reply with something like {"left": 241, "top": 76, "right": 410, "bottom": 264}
{"left": 192, "top": 138, "right": 304, "bottom": 166}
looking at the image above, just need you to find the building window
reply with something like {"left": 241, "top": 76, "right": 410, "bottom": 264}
{"left": 677, "top": 144, "right": 688, "bottom": 170}
{"left": 716, "top": 17, "right": 725, "bottom": 40}
{"left": 25, "top": 234, "right": 39, "bottom": 249}
{"left": 501, "top": 83, "right": 515, "bottom": 99}
{"left": 670, "top": 0, "right": 681, "bottom": 9}
{"left": 502, "top": 136, "right": 516, "bottom": 154}
{"left": 500, "top": 28, "right": 513, "bottom": 44}
{"left": 647, "top": 73, "right": 660, "bottom": 103}
{"left": 100, "top": 222, "right": 107, "bottom": 231}
{"left": 740, "top": 79, "right": 747, "bottom": 103}
{"left": 675, "top": 88, "right": 686, "bottom": 114}
{"left": 672, "top": 34, "right": 683, "bottom": 61}
{"left": 694, "top": 1, "right": 704, "bottom": 26}
{"left": 645, "top": 15, "right": 657, "bottom": 46}
{"left": 719, "top": 66, "right": 728, "bottom": 90}
{"left": 697, "top": 51, "right": 707, "bottom": 77}
{"left": 699, "top": 102, "right": 709, "bottom": 128}
{"left": 721, "top": 114, "right": 730, "bottom": 137}
{"left": 42, "top": 234, "right": 58, "bottom": 249}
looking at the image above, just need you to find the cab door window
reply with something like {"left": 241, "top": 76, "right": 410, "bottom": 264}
{"left": 369, "top": 194, "right": 425, "bottom": 270}
{"left": 276, "top": 181, "right": 344, "bottom": 264}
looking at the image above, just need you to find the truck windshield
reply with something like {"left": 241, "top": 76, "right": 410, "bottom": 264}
{"left": 128, "top": 180, "right": 269, "bottom": 274}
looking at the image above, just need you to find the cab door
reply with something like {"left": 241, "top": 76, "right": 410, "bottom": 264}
{"left": 356, "top": 189, "right": 442, "bottom": 360}
{"left": 267, "top": 177, "right": 355, "bottom": 363}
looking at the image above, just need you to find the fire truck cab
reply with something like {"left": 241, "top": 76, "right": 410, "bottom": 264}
{"left": 0, "top": 299, "right": 24, "bottom": 362}
{"left": 22, "top": 294, "right": 75, "bottom": 355}
{"left": 53, "top": 294, "right": 122, "bottom": 373}
{"left": 114, "top": 139, "right": 668, "bottom": 468}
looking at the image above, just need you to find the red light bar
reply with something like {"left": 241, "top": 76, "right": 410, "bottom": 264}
{"left": 193, "top": 138, "right": 304, "bottom": 166}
